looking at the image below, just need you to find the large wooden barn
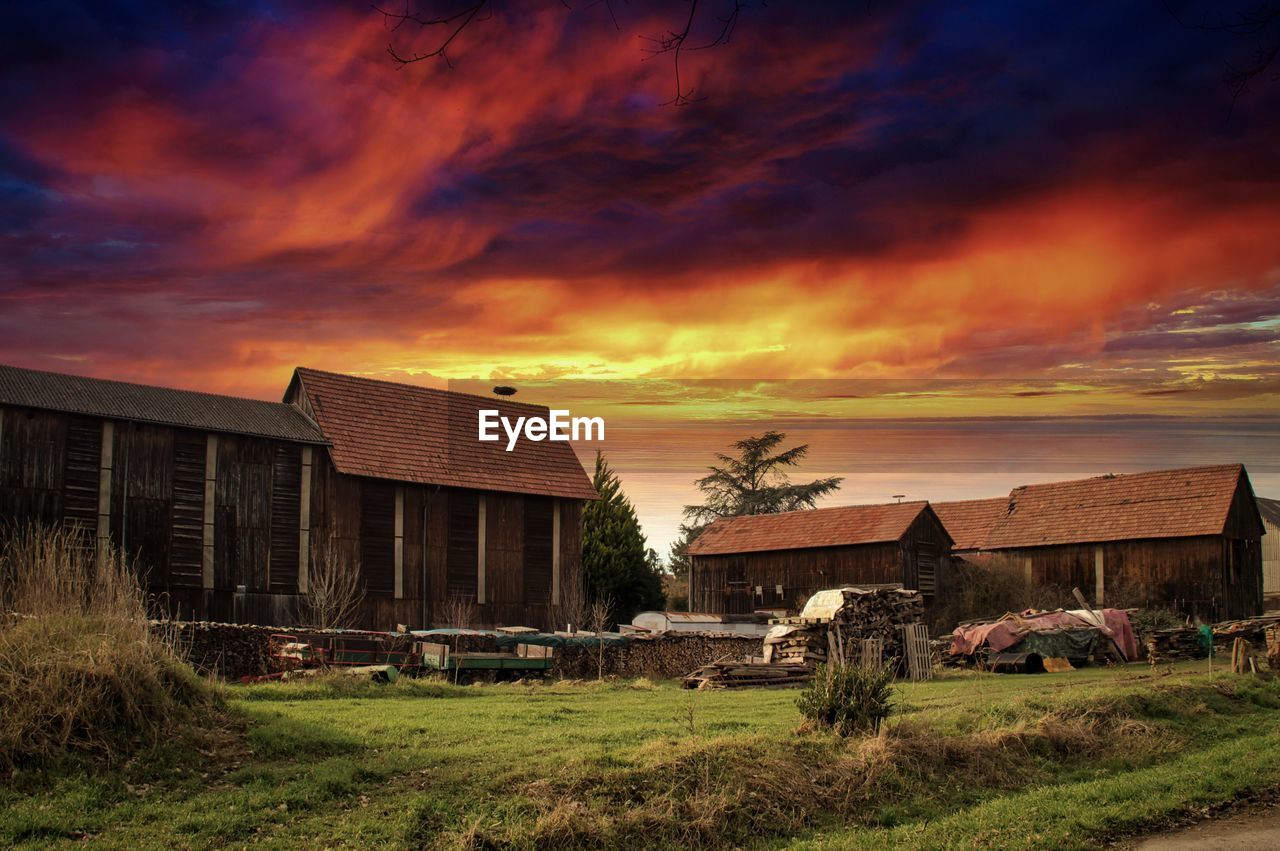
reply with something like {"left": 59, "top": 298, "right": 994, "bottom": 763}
{"left": 0, "top": 363, "right": 596, "bottom": 630}
{"left": 686, "top": 501, "right": 953, "bottom": 614}
{"left": 933, "top": 465, "right": 1265, "bottom": 621}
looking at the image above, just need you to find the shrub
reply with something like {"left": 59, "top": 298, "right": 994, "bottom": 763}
{"left": 796, "top": 663, "right": 895, "bottom": 736}
{"left": 0, "top": 523, "right": 220, "bottom": 770}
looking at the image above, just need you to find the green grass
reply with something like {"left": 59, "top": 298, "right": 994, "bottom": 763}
{"left": 1, "top": 662, "right": 1277, "bottom": 849}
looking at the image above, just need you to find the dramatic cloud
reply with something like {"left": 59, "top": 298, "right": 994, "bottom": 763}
{"left": 0, "top": 0, "right": 1278, "bottom": 400}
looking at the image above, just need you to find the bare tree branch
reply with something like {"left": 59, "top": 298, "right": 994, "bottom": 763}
{"left": 376, "top": 1, "right": 754, "bottom": 104}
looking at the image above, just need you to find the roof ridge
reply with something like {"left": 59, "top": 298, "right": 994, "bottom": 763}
{"left": 1, "top": 362, "right": 292, "bottom": 409}
{"left": 294, "top": 366, "right": 556, "bottom": 413}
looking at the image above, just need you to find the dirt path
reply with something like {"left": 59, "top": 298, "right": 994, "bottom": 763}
{"left": 1131, "top": 805, "right": 1280, "bottom": 850}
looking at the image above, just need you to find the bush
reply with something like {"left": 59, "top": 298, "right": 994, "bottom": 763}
{"left": 796, "top": 663, "right": 895, "bottom": 736}
{"left": 0, "top": 523, "right": 220, "bottom": 770}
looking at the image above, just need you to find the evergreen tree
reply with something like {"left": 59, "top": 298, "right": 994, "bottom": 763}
{"left": 582, "top": 452, "right": 665, "bottom": 623}
{"left": 673, "top": 431, "right": 844, "bottom": 580}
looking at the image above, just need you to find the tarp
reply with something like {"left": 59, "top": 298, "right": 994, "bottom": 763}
{"left": 950, "top": 608, "right": 1137, "bottom": 660}
{"left": 1010, "top": 628, "right": 1100, "bottom": 660}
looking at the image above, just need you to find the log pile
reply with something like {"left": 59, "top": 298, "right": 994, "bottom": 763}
{"left": 155, "top": 620, "right": 279, "bottom": 680}
{"left": 762, "top": 587, "right": 927, "bottom": 671}
{"left": 682, "top": 661, "right": 812, "bottom": 689}
{"left": 553, "top": 633, "right": 761, "bottom": 680}
{"left": 1146, "top": 616, "right": 1280, "bottom": 665}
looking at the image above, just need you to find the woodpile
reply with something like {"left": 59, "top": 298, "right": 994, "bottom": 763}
{"left": 761, "top": 587, "right": 927, "bottom": 673}
{"left": 1146, "top": 616, "right": 1280, "bottom": 665}
{"left": 1145, "top": 627, "right": 1207, "bottom": 663}
{"left": 155, "top": 620, "right": 278, "bottom": 680}
{"left": 553, "top": 632, "right": 761, "bottom": 680}
{"left": 1267, "top": 624, "right": 1280, "bottom": 672}
{"left": 682, "top": 661, "right": 812, "bottom": 689}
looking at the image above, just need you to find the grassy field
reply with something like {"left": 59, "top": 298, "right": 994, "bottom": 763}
{"left": 2, "top": 662, "right": 1278, "bottom": 849}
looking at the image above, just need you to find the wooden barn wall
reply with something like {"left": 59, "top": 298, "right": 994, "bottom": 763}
{"left": 899, "top": 510, "right": 953, "bottom": 598}
{"left": 690, "top": 543, "right": 903, "bottom": 614}
{"left": 997, "top": 535, "right": 1260, "bottom": 621}
{"left": 308, "top": 452, "right": 583, "bottom": 631}
{"left": 1264, "top": 517, "right": 1280, "bottom": 606}
{"left": 1, "top": 409, "right": 587, "bottom": 630}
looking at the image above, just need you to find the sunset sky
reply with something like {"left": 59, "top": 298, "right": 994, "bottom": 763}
{"left": 2, "top": 1, "right": 1278, "bottom": 552}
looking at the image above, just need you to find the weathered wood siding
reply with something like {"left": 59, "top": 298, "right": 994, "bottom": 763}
{"left": 306, "top": 451, "right": 587, "bottom": 631}
{"left": 994, "top": 535, "right": 1261, "bottom": 621}
{"left": 1264, "top": 516, "right": 1280, "bottom": 608}
{"left": 0, "top": 404, "right": 588, "bottom": 630}
{"left": 690, "top": 509, "right": 953, "bottom": 615}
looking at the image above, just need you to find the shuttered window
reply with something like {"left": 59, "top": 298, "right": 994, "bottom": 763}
{"left": 524, "top": 496, "right": 554, "bottom": 604}
{"left": 446, "top": 491, "right": 479, "bottom": 600}
{"left": 360, "top": 480, "right": 396, "bottom": 594}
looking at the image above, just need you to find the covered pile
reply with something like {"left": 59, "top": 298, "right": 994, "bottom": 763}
{"left": 1146, "top": 615, "right": 1280, "bottom": 664}
{"left": 949, "top": 608, "right": 1138, "bottom": 666}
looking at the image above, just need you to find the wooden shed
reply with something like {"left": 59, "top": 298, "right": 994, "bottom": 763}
{"left": 686, "top": 501, "right": 953, "bottom": 615}
{"left": 934, "top": 465, "right": 1265, "bottom": 621}
{"left": 0, "top": 363, "right": 596, "bottom": 630}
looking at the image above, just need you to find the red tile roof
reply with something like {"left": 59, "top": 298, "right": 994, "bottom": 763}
{"left": 290, "top": 368, "right": 597, "bottom": 500}
{"left": 932, "top": 497, "right": 1009, "bottom": 551}
{"left": 983, "top": 464, "right": 1246, "bottom": 549}
{"left": 687, "top": 501, "right": 936, "bottom": 556}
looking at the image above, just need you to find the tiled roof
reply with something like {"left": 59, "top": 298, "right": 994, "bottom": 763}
{"left": 932, "top": 497, "right": 1009, "bottom": 551}
{"left": 0, "top": 363, "right": 327, "bottom": 444}
{"left": 687, "top": 501, "right": 935, "bottom": 556}
{"left": 983, "top": 464, "right": 1246, "bottom": 549}
{"left": 291, "top": 368, "right": 597, "bottom": 500}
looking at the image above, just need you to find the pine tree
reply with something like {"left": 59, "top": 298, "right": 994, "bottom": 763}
{"left": 582, "top": 452, "right": 665, "bottom": 624}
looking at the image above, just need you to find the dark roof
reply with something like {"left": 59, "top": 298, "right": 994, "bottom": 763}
{"left": 0, "top": 363, "right": 326, "bottom": 444}
{"left": 983, "top": 464, "right": 1247, "bottom": 549}
{"left": 687, "top": 501, "right": 941, "bottom": 556}
{"left": 932, "top": 497, "right": 1009, "bottom": 551}
{"left": 1257, "top": 497, "right": 1280, "bottom": 529}
{"left": 289, "top": 368, "right": 597, "bottom": 500}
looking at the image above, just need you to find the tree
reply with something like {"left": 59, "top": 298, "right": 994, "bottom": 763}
{"left": 582, "top": 452, "right": 665, "bottom": 624}
{"left": 671, "top": 431, "right": 842, "bottom": 607}
{"left": 683, "top": 430, "right": 843, "bottom": 525}
{"left": 303, "top": 533, "right": 365, "bottom": 630}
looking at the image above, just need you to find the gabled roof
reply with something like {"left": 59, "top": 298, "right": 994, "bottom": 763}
{"left": 983, "top": 464, "right": 1249, "bottom": 549}
{"left": 932, "top": 497, "right": 1009, "bottom": 551}
{"left": 0, "top": 363, "right": 327, "bottom": 444}
{"left": 687, "top": 501, "right": 944, "bottom": 556}
{"left": 288, "top": 367, "right": 597, "bottom": 500}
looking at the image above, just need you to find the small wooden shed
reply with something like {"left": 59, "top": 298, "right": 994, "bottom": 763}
{"left": 686, "top": 501, "right": 953, "bottom": 615}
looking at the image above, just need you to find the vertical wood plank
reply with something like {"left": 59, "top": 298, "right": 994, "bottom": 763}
{"left": 394, "top": 486, "right": 404, "bottom": 599}
{"left": 1094, "top": 545, "right": 1105, "bottom": 605}
{"left": 1023, "top": 556, "right": 1033, "bottom": 588}
{"left": 97, "top": 421, "right": 114, "bottom": 558}
{"left": 551, "top": 499, "right": 561, "bottom": 605}
{"left": 202, "top": 434, "right": 218, "bottom": 590}
{"left": 298, "top": 446, "right": 312, "bottom": 594}
{"left": 477, "top": 495, "right": 487, "bottom": 605}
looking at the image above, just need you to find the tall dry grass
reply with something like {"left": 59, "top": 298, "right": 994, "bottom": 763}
{"left": 0, "top": 523, "right": 218, "bottom": 770}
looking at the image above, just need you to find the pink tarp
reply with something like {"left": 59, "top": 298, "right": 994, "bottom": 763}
{"left": 950, "top": 608, "right": 1137, "bottom": 661}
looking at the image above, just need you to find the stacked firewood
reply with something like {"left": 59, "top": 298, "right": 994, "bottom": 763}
{"left": 763, "top": 587, "right": 926, "bottom": 669}
{"left": 682, "top": 661, "right": 812, "bottom": 689}
{"left": 1146, "top": 627, "right": 1208, "bottom": 662}
{"left": 1267, "top": 624, "right": 1280, "bottom": 672}
{"left": 1147, "top": 616, "right": 1280, "bottom": 665}
{"left": 763, "top": 624, "right": 828, "bottom": 666}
